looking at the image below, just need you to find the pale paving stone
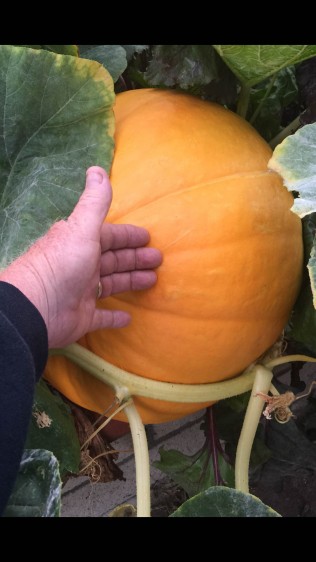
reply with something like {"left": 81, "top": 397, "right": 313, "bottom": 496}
{"left": 61, "top": 409, "right": 206, "bottom": 517}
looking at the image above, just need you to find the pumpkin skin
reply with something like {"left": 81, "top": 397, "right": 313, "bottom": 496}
{"left": 45, "top": 88, "right": 303, "bottom": 424}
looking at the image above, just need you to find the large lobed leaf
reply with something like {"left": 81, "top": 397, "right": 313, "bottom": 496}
{"left": 285, "top": 214, "right": 316, "bottom": 353}
{"left": 269, "top": 123, "right": 316, "bottom": 218}
{"left": 0, "top": 45, "right": 115, "bottom": 269}
{"left": 3, "top": 449, "right": 61, "bottom": 517}
{"left": 21, "top": 45, "right": 79, "bottom": 57}
{"left": 170, "top": 486, "right": 280, "bottom": 517}
{"left": 269, "top": 123, "right": 316, "bottom": 310}
{"left": 214, "top": 45, "right": 316, "bottom": 87}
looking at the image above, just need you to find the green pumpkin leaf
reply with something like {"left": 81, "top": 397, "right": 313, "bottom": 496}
{"left": 21, "top": 45, "right": 79, "bottom": 56}
{"left": 286, "top": 214, "right": 316, "bottom": 352}
{"left": 0, "top": 45, "right": 115, "bottom": 269}
{"left": 25, "top": 380, "right": 80, "bottom": 477}
{"left": 213, "top": 45, "right": 316, "bottom": 87}
{"left": 41, "top": 45, "right": 79, "bottom": 56}
{"left": 3, "top": 449, "right": 61, "bottom": 517}
{"left": 268, "top": 123, "right": 316, "bottom": 308}
{"left": 154, "top": 445, "right": 234, "bottom": 498}
{"left": 79, "top": 45, "right": 127, "bottom": 82}
{"left": 170, "top": 486, "right": 281, "bottom": 517}
{"left": 269, "top": 123, "right": 316, "bottom": 218}
{"left": 144, "top": 45, "right": 218, "bottom": 89}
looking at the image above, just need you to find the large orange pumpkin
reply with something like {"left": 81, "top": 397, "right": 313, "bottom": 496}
{"left": 44, "top": 88, "right": 303, "bottom": 424}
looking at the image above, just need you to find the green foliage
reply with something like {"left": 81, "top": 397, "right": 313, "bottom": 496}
{"left": 171, "top": 486, "right": 281, "bottom": 517}
{"left": 248, "top": 67, "right": 298, "bottom": 141}
{"left": 128, "top": 45, "right": 238, "bottom": 106}
{"left": 213, "top": 45, "right": 316, "bottom": 86}
{"left": 0, "top": 45, "right": 115, "bottom": 269}
{"left": 121, "top": 45, "right": 148, "bottom": 61}
{"left": 3, "top": 450, "right": 61, "bottom": 517}
{"left": 154, "top": 445, "right": 234, "bottom": 498}
{"left": 19, "top": 45, "right": 79, "bottom": 56}
{"left": 78, "top": 45, "right": 148, "bottom": 83}
{"left": 263, "top": 404, "right": 316, "bottom": 473}
{"left": 285, "top": 214, "right": 316, "bottom": 354}
{"left": 269, "top": 123, "right": 316, "bottom": 218}
{"left": 79, "top": 45, "right": 128, "bottom": 82}
{"left": 144, "top": 45, "right": 219, "bottom": 89}
{"left": 269, "top": 123, "right": 316, "bottom": 310}
{"left": 25, "top": 380, "right": 80, "bottom": 477}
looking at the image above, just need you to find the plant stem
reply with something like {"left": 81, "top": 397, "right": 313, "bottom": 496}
{"left": 295, "top": 380, "right": 316, "bottom": 401}
{"left": 118, "top": 75, "right": 127, "bottom": 91}
{"left": 80, "top": 399, "right": 132, "bottom": 450}
{"left": 124, "top": 400, "right": 151, "bottom": 517}
{"left": 266, "top": 354, "right": 316, "bottom": 370}
{"left": 269, "top": 115, "right": 301, "bottom": 149}
{"left": 50, "top": 344, "right": 256, "bottom": 403}
{"left": 249, "top": 73, "right": 277, "bottom": 125}
{"left": 235, "top": 364, "right": 273, "bottom": 493}
{"left": 50, "top": 345, "right": 316, "bottom": 514}
{"left": 236, "top": 85, "right": 251, "bottom": 119}
{"left": 206, "top": 407, "right": 223, "bottom": 485}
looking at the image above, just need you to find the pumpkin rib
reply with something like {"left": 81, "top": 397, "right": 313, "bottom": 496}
{"left": 162, "top": 229, "right": 299, "bottom": 253}
{"left": 108, "top": 170, "right": 284, "bottom": 223}
{"left": 99, "top": 293, "right": 295, "bottom": 321}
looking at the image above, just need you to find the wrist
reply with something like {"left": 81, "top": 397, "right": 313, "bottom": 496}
{"left": 0, "top": 259, "right": 49, "bottom": 330}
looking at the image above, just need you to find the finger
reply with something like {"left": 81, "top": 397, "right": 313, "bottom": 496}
{"left": 90, "top": 308, "right": 132, "bottom": 331}
{"left": 100, "top": 247, "right": 163, "bottom": 275}
{"left": 101, "top": 222, "right": 150, "bottom": 251}
{"left": 100, "top": 270, "right": 158, "bottom": 297}
{"left": 68, "top": 167, "right": 112, "bottom": 240}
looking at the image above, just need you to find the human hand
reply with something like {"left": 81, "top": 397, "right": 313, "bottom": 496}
{"left": 0, "top": 166, "right": 162, "bottom": 348}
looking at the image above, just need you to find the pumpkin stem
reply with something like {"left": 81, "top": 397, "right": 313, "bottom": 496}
{"left": 124, "top": 400, "right": 151, "bottom": 517}
{"left": 265, "top": 354, "right": 316, "bottom": 370}
{"left": 50, "top": 344, "right": 256, "bottom": 402}
{"left": 51, "top": 346, "right": 316, "bottom": 515}
{"left": 235, "top": 364, "right": 273, "bottom": 493}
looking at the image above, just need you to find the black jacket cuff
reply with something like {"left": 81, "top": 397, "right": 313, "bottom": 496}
{"left": 0, "top": 281, "right": 48, "bottom": 380}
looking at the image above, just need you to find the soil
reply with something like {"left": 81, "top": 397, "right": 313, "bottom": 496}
{"left": 150, "top": 477, "right": 188, "bottom": 517}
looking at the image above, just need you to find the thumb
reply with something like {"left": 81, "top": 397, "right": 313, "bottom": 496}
{"left": 69, "top": 166, "right": 113, "bottom": 238}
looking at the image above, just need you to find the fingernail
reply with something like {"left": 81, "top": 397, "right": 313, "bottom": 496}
{"left": 87, "top": 171, "right": 103, "bottom": 184}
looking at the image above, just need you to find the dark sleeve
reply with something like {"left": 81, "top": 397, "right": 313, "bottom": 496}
{"left": 0, "top": 281, "right": 48, "bottom": 516}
